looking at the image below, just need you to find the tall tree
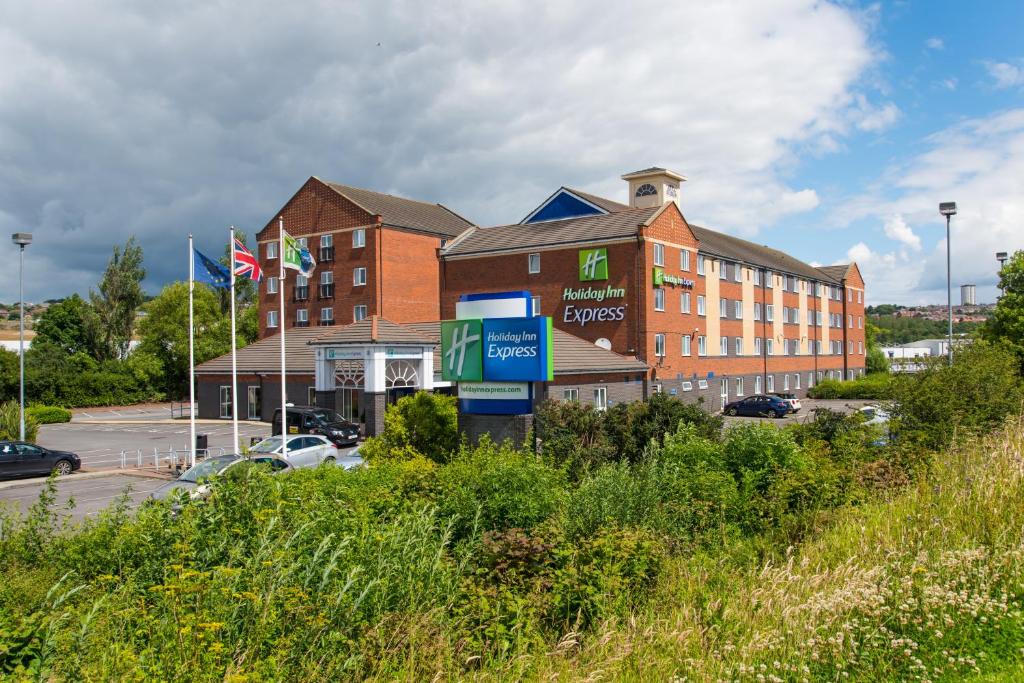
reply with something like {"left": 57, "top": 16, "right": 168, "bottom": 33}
{"left": 33, "top": 294, "right": 100, "bottom": 357}
{"left": 89, "top": 238, "right": 146, "bottom": 360}
{"left": 981, "top": 249, "right": 1024, "bottom": 369}
{"left": 137, "top": 281, "right": 231, "bottom": 396}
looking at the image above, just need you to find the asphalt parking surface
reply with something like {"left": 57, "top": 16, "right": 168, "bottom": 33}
{"left": 38, "top": 419, "right": 272, "bottom": 470}
{"left": 0, "top": 474, "right": 167, "bottom": 524}
{"left": 719, "top": 398, "right": 875, "bottom": 427}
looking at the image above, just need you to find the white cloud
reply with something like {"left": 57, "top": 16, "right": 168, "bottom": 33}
{"left": 985, "top": 61, "right": 1024, "bottom": 89}
{"left": 832, "top": 109, "right": 1024, "bottom": 304}
{"left": 0, "top": 1, "right": 884, "bottom": 298}
{"left": 940, "top": 77, "right": 958, "bottom": 91}
{"left": 882, "top": 214, "right": 921, "bottom": 250}
{"left": 925, "top": 37, "right": 944, "bottom": 50}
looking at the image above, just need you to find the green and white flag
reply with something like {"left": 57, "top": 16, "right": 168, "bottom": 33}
{"left": 283, "top": 230, "right": 316, "bottom": 277}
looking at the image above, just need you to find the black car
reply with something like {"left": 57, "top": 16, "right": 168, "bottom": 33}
{"left": 722, "top": 394, "right": 791, "bottom": 419}
{"left": 0, "top": 441, "right": 81, "bottom": 479}
{"left": 271, "top": 406, "right": 360, "bottom": 446}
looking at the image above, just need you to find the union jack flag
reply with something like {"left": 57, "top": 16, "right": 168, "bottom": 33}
{"left": 233, "top": 238, "right": 263, "bottom": 281}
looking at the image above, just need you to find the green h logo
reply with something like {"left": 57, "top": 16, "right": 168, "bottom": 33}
{"left": 440, "top": 319, "right": 483, "bottom": 381}
{"left": 579, "top": 248, "right": 608, "bottom": 281}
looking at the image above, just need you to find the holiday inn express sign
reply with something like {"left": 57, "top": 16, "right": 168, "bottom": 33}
{"left": 562, "top": 248, "right": 626, "bottom": 326}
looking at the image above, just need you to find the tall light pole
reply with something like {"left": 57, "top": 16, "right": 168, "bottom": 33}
{"left": 939, "top": 203, "right": 956, "bottom": 366}
{"left": 996, "top": 251, "right": 1008, "bottom": 298}
{"left": 11, "top": 233, "right": 33, "bottom": 441}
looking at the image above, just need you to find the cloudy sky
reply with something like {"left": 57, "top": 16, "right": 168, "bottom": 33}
{"left": 1, "top": 0, "right": 1022, "bottom": 305}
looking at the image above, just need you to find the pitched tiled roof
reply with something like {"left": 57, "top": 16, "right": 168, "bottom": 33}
{"left": 195, "top": 328, "right": 322, "bottom": 375}
{"left": 563, "top": 187, "right": 631, "bottom": 213}
{"left": 311, "top": 316, "right": 436, "bottom": 345}
{"left": 319, "top": 179, "right": 474, "bottom": 237}
{"left": 816, "top": 264, "right": 850, "bottom": 281}
{"left": 442, "top": 206, "right": 659, "bottom": 256}
{"left": 690, "top": 225, "right": 842, "bottom": 283}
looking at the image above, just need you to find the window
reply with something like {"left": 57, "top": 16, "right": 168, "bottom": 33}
{"left": 698, "top": 379, "right": 709, "bottom": 390}
{"left": 563, "top": 388, "right": 579, "bottom": 402}
{"left": 247, "top": 386, "right": 261, "bottom": 420}
{"left": 353, "top": 267, "right": 366, "bottom": 287}
{"left": 718, "top": 260, "right": 726, "bottom": 279}
{"left": 816, "top": 340, "right": 822, "bottom": 354}
{"left": 794, "top": 373, "right": 801, "bottom": 390}
{"left": 697, "top": 257, "right": 706, "bottom": 276}
{"left": 697, "top": 295, "right": 706, "bottom": 316}
{"left": 528, "top": 253, "right": 541, "bottom": 273}
{"left": 858, "top": 316, "right": 863, "bottom": 329}
{"left": 353, "top": 305, "right": 367, "bottom": 321}
{"left": 655, "top": 333, "right": 666, "bottom": 357}
{"left": 848, "top": 314, "right": 853, "bottom": 328}
{"left": 848, "top": 289, "right": 853, "bottom": 302}
{"left": 296, "top": 308, "right": 308, "bottom": 326}
{"left": 736, "top": 377, "right": 744, "bottom": 396}
{"left": 754, "top": 302, "right": 761, "bottom": 321}
{"left": 698, "top": 336, "right": 707, "bottom": 356}
{"left": 266, "top": 241, "right": 278, "bottom": 259}
{"left": 720, "top": 337, "right": 729, "bottom": 356}
{"left": 593, "top": 387, "right": 608, "bottom": 411}
{"left": 755, "top": 376, "right": 763, "bottom": 394}
{"left": 653, "top": 243, "right": 664, "bottom": 266}
{"left": 635, "top": 183, "right": 657, "bottom": 197}
{"left": 320, "top": 307, "right": 334, "bottom": 324}
{"left": 735, "top": 300, "right": 743, "bottom": 319}
{"left": 783, "top": 374, "right": 790, "bottom": 391}
{"left": 319, "top": 234, "right": 334, "bottom": 261}
{"left": 720, "top": 299, "right": 728, "bottom": 318}
{"left": 654, "top": 288, "right": 665, "bottom": 311}
{"left": 849, "top": 341, "right": 854, "bottom": 355}
{"left": 681, "top": 292, "right": 691, "bottom": 314}
{"left": 858, "top": 290, "right": 862, "bottom": 304}
{"left": 352, "top": 228, "right": 366, "bottom": 248}
{"left": 766, "top": 339, "right": 774, "bottom": 355}
{"left": 754, "top": 337, "right": 762, "bottom": 356}
{"left": 681, "top": 249, "right": 690, "bottom": 271}
{"left": 735, "top": 337, "right": 743, "bottom": 356}
{"left": 267, "top": 277, "right": 278, "bottom": 294}
{"left": 219, "top": 386, "right": 232, "bottom": 419}
{"left": 267, "top": 310, "right": 278, "bottom": 328}
{"left": 807, "top": 373, "right": 814, "bottom": 388}
{"left": 682, "top": 381, "right": 693, "bottom": 392}
{"left": 766, "top": 270, "right": 773, "bottom": 288}
{"left": 859, "top": 341, "right": 864, "bottom": 354}
{"left": 531, "top": 296, "right": 541, "bottom": 316}
{"left": 767, "top": 375, "right": 775, "bottom": 392}
{"left": 295, "top": 274, "right": 308, "bottom": 300}
{"left": 321, "top": 271, "right": 335, "bottom": 298}
{"left": 766, "top": 304, "right": 774, "bottom": 322}
{"left": 754, "top": 269, "right": 762, "bottom": 285}
{"left": 734, "top": 265, "right": 742, "bottom": 283}
{"left": 682, "top": 335, "right": 691, "bottom": 356}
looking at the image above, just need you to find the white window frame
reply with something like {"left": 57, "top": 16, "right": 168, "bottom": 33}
{"left": 766, "top": 304, "right": 774, "bottom": 322}
{"left": 247, "top": 386, "right": 261, "bottom": 420}
{"left": 655, "top": 333, "right": 666, "bottom": 357}
{"left": 767, "top": 375, "right": 775, "bottom": 393}
{"left": 735, "top": 337, "right": 743, "bottom": 356}
{"left": 698, "top": 336, "right": 707, "bottom": 356}
{"left": 267, "top": 310, "right": 278, "bottom": 328}
{"left": 320, "top": 233, "right": 333, "bottom": 248}
{"left": 321, "top": 307, "right": 334, "bottom": 322}
{"left": 783, "top": 374, "right": 790, "bottom": 391}
{"left": 755, "top": 375, "right": 763, "bottom": 394}
{"left": 697, "top": 295, "right": 706, "bottom": 316}
{"left": 531, "top": 296, "right": 541, "bottom": 316}
{"left": 528, "top": 253, "right": 541, "bottom": 274}
{"left": 563, "top": 388, "right": 579, "bottom": 402}
{"left": 321, "top": 270, "right": 334, "bottom": 285}
{"left": 352, "top": 228, "right": 366, "bottom": 248}
{"left": 754, "top": 337, "right": 762, "bottom": 356}
{"left": 858, "top": 290, "right": 862, "bottom": 304}
{"left": 766, "top": 271, "right": 773, "bottom": 288}
{"left": 681, "top": 292, "right": 691, "bottom": 314}
{"left": 682, "top": 335, "right": 691, "bottom": 356}
{"left": 718, "top": 260, "right": 726, "bottom": 280}
{"left": 736, "top": 377, "right": 744, "bottom": 396}
{"left": 266, "top": 241, "right": 278, "bottom": 260}
{"left": 720, "top": 337, "right": 729, "bottom": 356}
{"left": 735, "top": 300, "right": 743, "bottom": 319}
{"left": 353, "top": 267, "right": 366, "bottom": 287}
{"left": 859, "top": 341, "right": 864, "bottom": 354}
{"left": 219, "top": 386, "right": 232, "bottom": 419}
{"left": 681, "top": 249, "right": 690, "bottom": 271}
{"left": 766, "top": 339, "right": 774, "bottom": 355}
{"left": 353, "top": 305, "right": 367, "bottom": 321}
{"left": 697, "top": 256, "right": 706, "bottom": 276}
{"left": 682, "top": 381, "right": 693, "bottom": 392}
{"left": 267, "top": 277, "right": 278, "bottom": 294}
{"left": 754, "top": 302, "right": 761, "bottom": 321}
{"left": 720, "top": 298, "right": 728, "bottom": 319}
{"left": 794, "top": 373, "right": 801, "bottom": 390}
{"left": 754, "top": 269, "right": 762, "bottom": 285}
{"left": 593, "top": 387, "right": 608, "bottom": 412}
{"left": 653, "top": 243, "right": 665, "bottom": 267}
{"left": 654, "top": 288, "right": 665, "bottom": 312}
{"left": 296, "top": 308, "right": 308, "bottom": 323}
{"left": 734, "top": 265, "right": 742, "bottom": 283}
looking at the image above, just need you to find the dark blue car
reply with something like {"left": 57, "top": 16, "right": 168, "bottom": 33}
{"left": 723, "top": 394, "right": 790, "bottom": 418}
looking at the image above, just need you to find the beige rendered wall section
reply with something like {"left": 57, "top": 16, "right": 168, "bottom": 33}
{"left": 706, "top": 259, "right": 721, "bottom": 356}
{"left": 742, "top": 268, "right": 756, "bottom": 354}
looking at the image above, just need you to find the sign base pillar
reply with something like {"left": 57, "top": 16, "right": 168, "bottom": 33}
{"left": 364, "top": 392, "right": 387, "bottom": 437}
{"left": 458, "top": 412, "right": 533, "bottom": 450}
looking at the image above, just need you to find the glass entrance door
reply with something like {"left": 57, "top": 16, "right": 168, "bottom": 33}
{"left": 720, "top": 378, "right": 729, "bottom": 411}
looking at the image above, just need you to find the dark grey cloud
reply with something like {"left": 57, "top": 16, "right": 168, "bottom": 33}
{"left": 0, "top": 1, "right": 880, "bottom": 301}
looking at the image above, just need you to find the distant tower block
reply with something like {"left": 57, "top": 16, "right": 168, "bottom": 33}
{"left": 960, "top": 284, "right": 976, "bottom": 306}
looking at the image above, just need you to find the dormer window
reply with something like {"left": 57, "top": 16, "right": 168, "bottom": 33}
{"left": 635, "top": 183, "right": 657, "bottom": 197}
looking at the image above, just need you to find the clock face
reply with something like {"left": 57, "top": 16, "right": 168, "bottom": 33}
{"left": 665, "top": 184, "right": 678, "bottom": 198}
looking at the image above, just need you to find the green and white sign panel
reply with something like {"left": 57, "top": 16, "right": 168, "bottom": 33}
{"left": 579, "top": 248, "right": 608, "bottom": 281}
{"left": 440, "top": 319, "right": 483, "bottom": 382}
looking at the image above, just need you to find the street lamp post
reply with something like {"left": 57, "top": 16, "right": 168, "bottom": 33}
{"left": 939, "top": 203, "right": 956, "bottom": 366}
{"left": 996, "top": 251, "right": 1008, "bottom": 297}
{"left": 11, "top": 233, "right": 33, "bottom": 441}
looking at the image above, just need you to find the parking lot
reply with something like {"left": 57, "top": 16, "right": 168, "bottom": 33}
{"left": 719, "top": 398, "right": 874, "bottom": 427}
{"left": 0, "top": 473, "right": 167, "bottom": 523}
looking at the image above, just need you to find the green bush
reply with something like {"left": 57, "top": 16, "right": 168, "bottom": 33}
{"left": 437, "top": 437, "right": 566, "bottom": 541}
{"left": 535, "top": 399, "right": 617, "bottom": 480}
{"left": 26, "top": 406, "right": 71, "bottom": 424}
{"left": 605, "top": 392, "right": 723, "bottom": 462}
{"left": 359, "top": 391, "right": 459, "bottom": 464}
{"left": 0, "top": 400, "right": 38, "bottom": 442}
{"left": 807, "top": 372, "right": 892, "bottom": 399}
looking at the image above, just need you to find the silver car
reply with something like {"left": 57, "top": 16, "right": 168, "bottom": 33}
{"left": 149, "top": 454, "right": 291, "bottom": 504}
{"left": 248, "top": 435, "right": 340, "bottom": 469}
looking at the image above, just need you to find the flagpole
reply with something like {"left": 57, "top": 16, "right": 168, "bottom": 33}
{"left": 188, "top": 234, "right": 197, "bottom": 468}
{"left": 279, "top": 217, "right": 288, "bottom": 460}
{"left": 230, "top": 226, "right": 240, "bottom": 454}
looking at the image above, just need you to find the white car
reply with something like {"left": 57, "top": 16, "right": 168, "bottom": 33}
{"left": 858, "top": 405, "right": 890, "bottom": 425}
{"left": 771, "top": 392, "right": 802, "bottom": 413}
{"left": 249, "top": 435, "right": 339, "bottom": 469}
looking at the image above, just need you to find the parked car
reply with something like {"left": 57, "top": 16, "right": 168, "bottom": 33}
{"left": 723, "top": 394, "right": 791, "bottom": 418}
{"left": 858, "top": 405, "right": 891, "bottom": 425}
{"left": 249, "top": 434, "right": 340, "bottom": 469}
{"left": 271, "top": 406, "right": 360, "bottom": 446}
{"left": 149, "top": 454, "right": 291, "bottom": 505}
{"left": 0, "top": 441, "right": 81, "bottom": 479}
{"left": 335, "top": 446, "right": 365, "bottom": 471}
{"left": 770, "top": 392, "right": 802, "bottom": 413}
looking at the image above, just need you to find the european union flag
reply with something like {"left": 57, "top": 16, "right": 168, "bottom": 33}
{"left": 193, "top": 248, "right": 231, "bottom": 289}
